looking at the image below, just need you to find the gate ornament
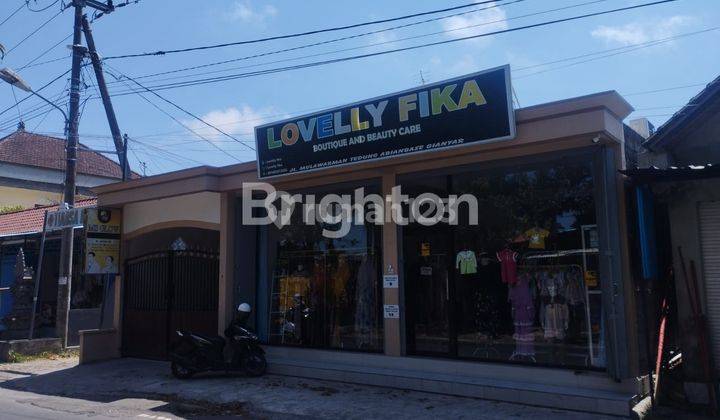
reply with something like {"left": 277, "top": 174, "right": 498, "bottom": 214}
{"left": 171, "top": 237, "right": 187, "bottom": 251}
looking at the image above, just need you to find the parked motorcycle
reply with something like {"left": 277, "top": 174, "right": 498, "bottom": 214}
{"left": 169, "top": 303, "right": 267, "bottom": 378}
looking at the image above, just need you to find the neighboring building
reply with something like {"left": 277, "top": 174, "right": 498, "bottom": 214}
{"left": 93, "top": 87, "right": 642, "bottom": 416}
{"left": 0, "top": 128, "right": 131, "bottom": 210}
{"left": 624, "top": 75, "right": 720, "bottom": 407}
{"left": 0, "top": 198, "right": 107, "bottom": 345}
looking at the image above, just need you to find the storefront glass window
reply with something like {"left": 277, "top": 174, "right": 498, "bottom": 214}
{"left": 403, "top": 157, "right": 605, "bottom": 369}
{"left": 262, "top": 183, "right": 383, "bottom": 352}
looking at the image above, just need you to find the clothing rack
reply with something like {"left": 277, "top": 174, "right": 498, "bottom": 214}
{"left": 515, "top": 263, "right": 592, "bottom": 367}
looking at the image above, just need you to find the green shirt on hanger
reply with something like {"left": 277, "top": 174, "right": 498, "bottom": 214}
{"left": 456, "top": 250, "right": 477, "bottom": 275}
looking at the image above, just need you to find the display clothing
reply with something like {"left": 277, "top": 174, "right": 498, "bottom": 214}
{"left": 329, "top": 256, "right": 352, "bottom": 347}
{"left": 563, "top": 267, "right": 586, "bottom": 305}
{"left": 524, "top": 227, "right": 550, "bottom": 249}
{"left": 496, "top": 248, "right": 519, "bottom": 285}
{"left": 538, "top": 271, "right": 569, "bottom": 340}
{"left": 456, "top": 250, "right": 477, "bottom": 274}
{"left": 508, "top": 272, "right": 535, "bottom": 356}
{"left": 279, "top": 274, "right": 310, "bottom": 312}
{"left": 543, "top": 303, "right": 569, "bottom": 340}
{"left": 354, "top": 256, "right": 377, "bottom": 348}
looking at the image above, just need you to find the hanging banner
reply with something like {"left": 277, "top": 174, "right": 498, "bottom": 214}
{"left": 84, "top": 208, "right": 122, "bottom": 275}
{"left": 85, "top": 238, "right": 120, "bottom": 274}
{"left": 255, "top": 65, "right": 515, "bottom": 178}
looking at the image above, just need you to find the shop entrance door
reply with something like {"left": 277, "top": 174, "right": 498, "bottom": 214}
{"left": 404, "top": 228, "right": 454, "bottom": 356}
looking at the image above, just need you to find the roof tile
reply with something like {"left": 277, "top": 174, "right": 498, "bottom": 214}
{"left": 0, "top": 198, "right": 97, "bottom": 237}
{"left": 0, "top": 130, "right": 138, "bottom": 179}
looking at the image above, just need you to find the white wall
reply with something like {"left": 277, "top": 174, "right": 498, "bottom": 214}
{"left": 122, "top": 191, "right": 220, "bottom": 234}
{"left": 0, "top": 162, "right": 119, "bottom": 188}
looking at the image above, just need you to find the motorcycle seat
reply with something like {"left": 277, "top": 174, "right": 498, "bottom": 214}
{"left": 191, "top": 333, "right": 226, "bottom": 348}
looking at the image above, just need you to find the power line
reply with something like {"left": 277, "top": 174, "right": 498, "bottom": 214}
{"left": 98, "top": 0, "right": 601, "bottom": 88}
{"left": 514, "top": 26, "right": 720, "bottom": 78}
{"left": 104, "top": 64, "right": 256, "bottom": 152}
{"left": 101, "top": 0, "right": 681, "bottom": 96}
{"left": 17, "top": 33, "right": 72, "bottom": 70}
{"left": 0, "top": 68, "right": 70, "bottom": 118}
{"left": 25, "top": 0, "right": 61, "bottom": 13}
{"left": 103, "top": 67, "right": 246, "bottom": 161}
{"left": 4, "top": 8, "right": 64, "bottom": 56}
{"left": 0, "top": 1, "right": 25, "bottom": 27}
{"left": 623, "top": 83, "right": 709, "bottom": 96}
{"left": 103, "top": 0, "right": 512, "bottom": 59}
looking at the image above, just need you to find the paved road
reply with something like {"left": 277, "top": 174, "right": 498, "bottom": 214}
{"left": 0, "top": 387, "right": 180, "bottom": 420}
{"left": 0, "top": 357, "right": 617, "bottom": 419}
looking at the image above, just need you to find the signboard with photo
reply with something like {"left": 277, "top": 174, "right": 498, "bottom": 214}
{"left": 84, "top": 208, "right": 122, "bottom": 275}
{"left": 85, "top": 238, "right": 120, "bottom": 274}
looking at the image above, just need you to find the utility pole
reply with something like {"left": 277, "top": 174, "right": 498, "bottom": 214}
{"left": 81, "top": 14, "right": 130, "bottom": 179}
{"left": 55, "top": 0, "right": 86, "bottom": 348}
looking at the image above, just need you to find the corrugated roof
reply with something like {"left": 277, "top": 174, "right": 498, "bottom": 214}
{"left": 621, "top": 163, "right": 720, "bottom": 183}
{"left": 644, "top": 75, "right": 720, "bottom": 150}
{"left": 0, "top": 198, "right": 96, "bottom": 237}
{"left": 0, "top": 130, "right": 138, "bottom": 179}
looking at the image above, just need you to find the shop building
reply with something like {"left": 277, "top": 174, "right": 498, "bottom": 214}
{"left": 93, "top": 67, "right": 642, "bottom": 415}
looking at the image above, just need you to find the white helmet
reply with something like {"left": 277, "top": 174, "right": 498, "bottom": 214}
{"left": 237, "top": 303, "right": 251, "bottom": 313}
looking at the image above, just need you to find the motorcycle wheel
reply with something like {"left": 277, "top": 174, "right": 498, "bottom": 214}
{"left": 243, "top": 350, "right": 267, "bottom": 377}
{"left": 171, "top": 361, "right": 194, "bottom": 379}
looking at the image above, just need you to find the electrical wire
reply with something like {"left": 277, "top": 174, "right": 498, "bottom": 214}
{"left": 103, "top": 67, "right": 246, "bottom": 161}
{"left": 101, "top": 0, "right": 681, "bottom": 95}
{"left": 25, "top": 0, "right": 60, "bottom": 13}
{"left": 514, "top": 26, "right": 720, "bottom": 79}
{"left": 103, "top": 0, "right": 514, "bottom": 60}
{"left": 0, "top": 69, "right": 70, "bottom": 118}
{"left": 0, "top": 2, "right": 25, "bottom": 27}
{"left": 19, "top": 54, "right": 69, "bottom": 69}
{"left": 17, "top": 33, "right": 72, "bottom": 70}
{"left": 623, "top": 83, "right": 709, "bottom": 96}
{"left": 105, "top": 64, "right": 256, "bottom": 152}
{"left": 98, "top": 0, "right": 602, "bottom": 87}
{"left": 4, "top": 8, "right": 64, "bottom": 56}
{"left": 128, "top": 137, "right": 206, "bottom": 166}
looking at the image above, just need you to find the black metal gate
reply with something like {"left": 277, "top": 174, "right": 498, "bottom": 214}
{"left": 122, "top": 249, "right": 219, "bottom": 359}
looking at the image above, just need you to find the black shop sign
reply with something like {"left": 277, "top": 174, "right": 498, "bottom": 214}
{"left": 255, "top": 65, "right": 515, "bottom": 178}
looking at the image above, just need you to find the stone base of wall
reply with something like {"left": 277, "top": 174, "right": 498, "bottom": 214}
{"left": 79, "top": 329, "right": 120, "bottom": 364}
{"left": 0, "top": 338, "right": 62, "bottom": 362}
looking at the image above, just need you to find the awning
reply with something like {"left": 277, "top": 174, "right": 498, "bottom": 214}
{"left": 620, "top": 164, "right": 720, "bottom": 183}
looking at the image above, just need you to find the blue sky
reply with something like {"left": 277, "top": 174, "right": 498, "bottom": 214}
{"left": 1, "top": 0, "right": 718, "bottom": 175}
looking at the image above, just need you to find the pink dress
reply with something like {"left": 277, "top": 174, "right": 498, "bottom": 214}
{"left": 496, "top": 248, "right": 519, "bottom": 285}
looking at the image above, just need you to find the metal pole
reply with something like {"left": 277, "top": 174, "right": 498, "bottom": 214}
{"left": 55, "top": 1, "right": 84, "bottom": 348}
{"left": 28, "top": 211, "right": 49, "bottom": 340}
{"left": 81, "top": 14, "right": 130, "bottom": 179}
{"left": 122, "top": 134, "right": 129, "bottom": 181}
{"left": 98, "top": 273, "right": 109, "bottom": 329}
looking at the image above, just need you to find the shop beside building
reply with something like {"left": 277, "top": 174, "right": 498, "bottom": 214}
{"left": 94, "top": 66, "right": 642, "bottom": 415}
{"left": 0, "top": 199, "right": 116, "bottom": 346}
{"left": 624, "top": 75, "right": 720, "bottom": 407}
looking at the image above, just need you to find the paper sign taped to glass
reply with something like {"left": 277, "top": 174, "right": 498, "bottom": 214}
{"left": 85, "top": 237, "right": 120, "bottom": 274}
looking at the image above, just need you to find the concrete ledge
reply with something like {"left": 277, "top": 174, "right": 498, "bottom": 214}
{"left": 264, "top": 346, "right": 638, "bottom": 417}
{"left": 0, "top": 338, "right": 62, "bottom": 362}
{"left": 79, "top": 328, "right": 120, "bottom": 364}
